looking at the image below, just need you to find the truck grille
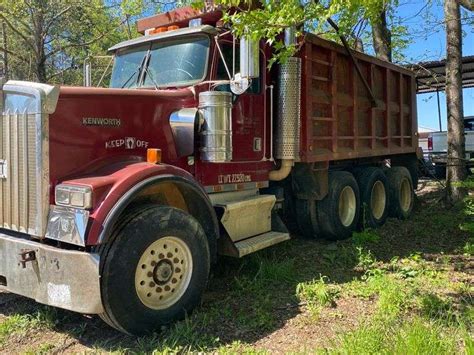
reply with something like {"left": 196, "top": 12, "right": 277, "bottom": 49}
{"left": 0, "top": 85, "right": 50, "bottom": 237}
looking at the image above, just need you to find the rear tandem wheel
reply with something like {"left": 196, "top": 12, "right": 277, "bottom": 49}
{"left": 317, "top": 171, "right": 360, "bottom": 240}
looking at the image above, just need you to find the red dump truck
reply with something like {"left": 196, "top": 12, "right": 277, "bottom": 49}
{"left": 0, "top": 6, "right": 419, "bottom": 334}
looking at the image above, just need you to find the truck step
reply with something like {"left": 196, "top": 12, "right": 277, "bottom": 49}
{"left": 214, "top": 194, "right": 276, "bottom": 242}
{"left": 224, "top": 231, "right": 290, "bottom": 258}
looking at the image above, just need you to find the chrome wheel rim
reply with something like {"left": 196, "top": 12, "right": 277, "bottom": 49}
{"left": 135, "top": 236, "right": 193, "bottom": 310}
{"left": 338, "top": 186, "right": 357, "bottom": 227}
{"left": 400, "top": 178, "right": 412, "bottom": 213}
{"left": 371, "top": 181, "right": 386, "bottom": 220}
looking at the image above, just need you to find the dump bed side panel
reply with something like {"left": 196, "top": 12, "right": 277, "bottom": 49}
{"left": 299, "top": 33, "right": 418, "bottom": 163}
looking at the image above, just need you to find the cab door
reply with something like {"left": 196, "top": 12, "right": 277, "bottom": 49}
{"left": 213, "top": 42, "right": 267, "bottom": 162}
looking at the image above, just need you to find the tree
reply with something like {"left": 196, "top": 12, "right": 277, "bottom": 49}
{"left": 200, "top": 0, "right": 408, "bottom": 66}
{"left": 444, "top": 0, "right": 472, "bottom": 203}
{"left": 0, "top": 0, "right": 127, "bottom": 84}
{"left": 371, "top": 4, "right": 391, "bottom": 61}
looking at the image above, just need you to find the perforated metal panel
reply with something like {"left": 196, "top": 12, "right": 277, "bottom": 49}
{"left": 275, "top": 57, "right": 301, "bottom": 160}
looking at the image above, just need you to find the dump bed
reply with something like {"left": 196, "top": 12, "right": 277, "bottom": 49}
{"left": 299, "top": 33, "right": 417, "bottom": 163}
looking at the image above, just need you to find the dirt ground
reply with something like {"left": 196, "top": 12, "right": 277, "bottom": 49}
{"left": 0, "top": 180, "right": 472, "bottom": 354}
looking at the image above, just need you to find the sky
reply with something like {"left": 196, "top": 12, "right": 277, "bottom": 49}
{"left": 394, "top": 0, "right": 474, "bottom": 131}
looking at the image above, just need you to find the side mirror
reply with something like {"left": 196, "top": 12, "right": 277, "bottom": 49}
{"left": 240, "top": 36, "right": 259, "bottom": 79}
{"left": 228, "top": 36, "right": 259, "bottom": 95}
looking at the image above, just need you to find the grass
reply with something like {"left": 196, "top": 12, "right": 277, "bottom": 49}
{"left": 0, "top": 306, "right": 58, "bottom": 345}
{"left": 296, "top": 276, "right": 340, "bottom": 318}
{"left": 0, "top": 184, "right": 472, "bottom": 353}
{"left": 330, "top": 317, "right": 460, "bottom": 355}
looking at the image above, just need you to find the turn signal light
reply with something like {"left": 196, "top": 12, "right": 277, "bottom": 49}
{"left": 147, "top": 148, "right": 162, "bottom": 164}
{"left": 149, "top": 27, "right": 168, "bottom": 35}
{"left": 168, "top": 25, "right": 179, "bottom": 31}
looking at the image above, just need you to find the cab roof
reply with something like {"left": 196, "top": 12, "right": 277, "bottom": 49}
{"left": 108, "top": 25, "right": 217, "bottom": 53}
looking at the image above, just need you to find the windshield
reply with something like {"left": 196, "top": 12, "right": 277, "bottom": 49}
{"left": 110, "top": 45, "right": 148, "bottom": 89}
{"left": 110, "top": 36, "right": 210, "bottom": 89}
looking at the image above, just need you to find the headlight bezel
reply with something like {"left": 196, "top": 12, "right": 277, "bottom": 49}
{"left": 55, "top": 184, "right": 92, "bottom": 209}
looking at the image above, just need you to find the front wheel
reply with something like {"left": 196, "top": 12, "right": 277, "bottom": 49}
{"left": 99, "top": 206, "right": 210, "bottom": 335}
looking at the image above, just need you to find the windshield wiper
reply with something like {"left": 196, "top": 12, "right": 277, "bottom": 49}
{"left": 121, "top": 66, "right": 141, "bottom": 89}
{"left": 143, "top": 66, "right": 160, "bottom": 90}
{"left": 121, "top": 51, "right": 149, "bottom": 89}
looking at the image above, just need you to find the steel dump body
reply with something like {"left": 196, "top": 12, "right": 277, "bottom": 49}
{"left": 299, "top": 33, "right": 417, "bottom": 163}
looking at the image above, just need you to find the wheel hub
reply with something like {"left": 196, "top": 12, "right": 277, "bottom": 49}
{"left": 134, "top": 236, "right": 193, "bottom": 310}
{"left": 400, "top": 178, "right": 412, "bottom": 212}
{"left": 370, "top": 180, "right": 386, "bottom": 220}
{"left": 154, "top": 260, "right": 173, "bottom": 285}
{"left": 338, "top": 186, "right": 356, "bottom": 227}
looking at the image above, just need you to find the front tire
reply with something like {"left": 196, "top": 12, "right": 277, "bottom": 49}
{"left": 100, "top": 206, "right": 210, "bottom": 335}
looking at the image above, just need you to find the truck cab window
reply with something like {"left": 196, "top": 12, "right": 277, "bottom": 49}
{"left": 143, "top": 36, "right": 209, "bottom": 88}
{"left": 216, "top": 44, "right": 261, "bottom": 94}
{"left": 110, "top": 36, "right": 210, "bottom": 89}
{"left": 110, "top": 44, "right": 148, "bottom": 89}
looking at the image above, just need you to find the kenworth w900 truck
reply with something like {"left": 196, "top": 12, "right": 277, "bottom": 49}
{"left": 0, "top": 6, "right": 419, "bottom": 335}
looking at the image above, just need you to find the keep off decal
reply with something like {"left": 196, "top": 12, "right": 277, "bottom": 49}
{"left": 105, "top": 137, "right": 149, "bottom": 149}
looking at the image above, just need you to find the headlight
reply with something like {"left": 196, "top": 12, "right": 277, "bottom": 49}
{"left": 55, "top": 184, "right": 92, "bottom": 209}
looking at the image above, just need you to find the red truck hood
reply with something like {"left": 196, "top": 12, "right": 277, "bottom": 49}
{"left": 48, "top": 86, "right": 196, "bottom": 187}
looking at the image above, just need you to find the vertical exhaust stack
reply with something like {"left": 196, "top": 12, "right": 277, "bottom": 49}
{"left": 270, "top": 27, "right": 302, "bottom": 181}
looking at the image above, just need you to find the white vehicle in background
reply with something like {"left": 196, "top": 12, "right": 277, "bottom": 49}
{"left": 428, "top": 116, "right": 474, "bottom": 177}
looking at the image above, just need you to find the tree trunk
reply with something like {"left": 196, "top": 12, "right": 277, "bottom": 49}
{"left": 371, "top": 9, "right": 392, "bottom": 62}
{"left": 444, "top": 0, "right": 467, "bottom": 204}
{"left": 1, "top": 22, "right": 8, "bottom": 80}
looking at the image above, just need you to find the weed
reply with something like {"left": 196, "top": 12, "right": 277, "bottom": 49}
{"left": 461, "top": 238, "right": 474, "bottom": 255}
{"left": 217, "top": 341, "right": 268, "bottom": 354}
{"left": 346, "top": 271, "right": 385, "bottom": 299}
{"left": 352, "top": 229, "right": 380, "bottom": 246}
{"left": 0, "top": 307, "right": 58, "bottom": 345}
{"left": 253, "top": 256, "right": 296, "bottom": 285}
{"left": 297, "top": 276, "right": 339, "bottom": 319}
{"left": 375, "top": 277, "right": 409, "bottom": 320}
{"left": 326, "top": 317, "right": 457, "bottom": 354}
{"left": 0, "top": 314, "right": 34, "bottom": 344}
{"left": 355, "top": 246, "right": 376, "bottom": 271}
{"left": 460, "top": 196, "right": 474, "bottom": 236}
{"left": 328, "top": 321, "right": 387, "bottom": 354}
{"left": 136, "top": 317, "right": 219, "bottom": 353}
{"left": 235, "top": 294, "right": 276, "bottom": 331}
{"left": 233, "top": 254, "right": 296, "bottom": 292}
{"left": 420, "top": 293, "right": 455, "bottom": 324}
{"left": 392, "top": 318, "right": 457, "bottom": 354}
{"left": 24, "top": 343, "right": 55, "bottom": 355}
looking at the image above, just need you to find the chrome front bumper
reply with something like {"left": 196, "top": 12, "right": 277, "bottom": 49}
{"left": 0, "top": 232, "right": 103, "bottom": 314}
